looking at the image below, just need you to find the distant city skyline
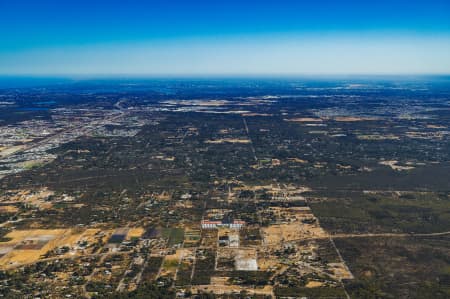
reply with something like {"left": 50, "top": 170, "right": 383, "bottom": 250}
{"left": 1, "top": 0, "right": 450, "bottom": 75}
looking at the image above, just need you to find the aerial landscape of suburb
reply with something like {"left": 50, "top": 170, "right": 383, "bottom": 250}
{"left": 0, "top": 78, "right": 449, "bottom": 298}
{"left": 1, "top": 0, "right": 450, "bottom": 298}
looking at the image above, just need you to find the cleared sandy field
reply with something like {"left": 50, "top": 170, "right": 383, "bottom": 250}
{"left": 262, "top": 223, "right": 327, "bottom": 246}
{"left": 0, "top": 229, "right": 69, "bottom": 268}
{"left": 0, "top": 228, "right": 102, "bottom": 269}
{"left": 126, "top": 227, "right": 145, "bottom": 240}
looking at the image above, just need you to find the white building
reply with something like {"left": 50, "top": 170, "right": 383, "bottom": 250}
{"left": 201, "top": 220, "right": 245, "bottom": 230}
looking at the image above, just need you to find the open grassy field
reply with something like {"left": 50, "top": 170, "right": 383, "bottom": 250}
{"left": 161, "top": 228, "right": 185, "bottom": 246}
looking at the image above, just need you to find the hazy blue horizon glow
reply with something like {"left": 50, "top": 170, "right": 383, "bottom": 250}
{"left": 1, "top": 0, "right": 450, "bottom": 75}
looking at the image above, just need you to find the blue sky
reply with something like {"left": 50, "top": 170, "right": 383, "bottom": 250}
{"left": 1, "top": 0, "right": 450, "bottom": 75}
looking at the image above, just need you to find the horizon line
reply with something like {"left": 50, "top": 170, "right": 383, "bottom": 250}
{"left": 1, "top": 73, "right": 450, "bottom": 80}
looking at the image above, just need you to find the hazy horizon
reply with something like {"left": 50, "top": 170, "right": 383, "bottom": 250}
{"left": 1, "top": 1, "right": 450, "bottom": 75}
